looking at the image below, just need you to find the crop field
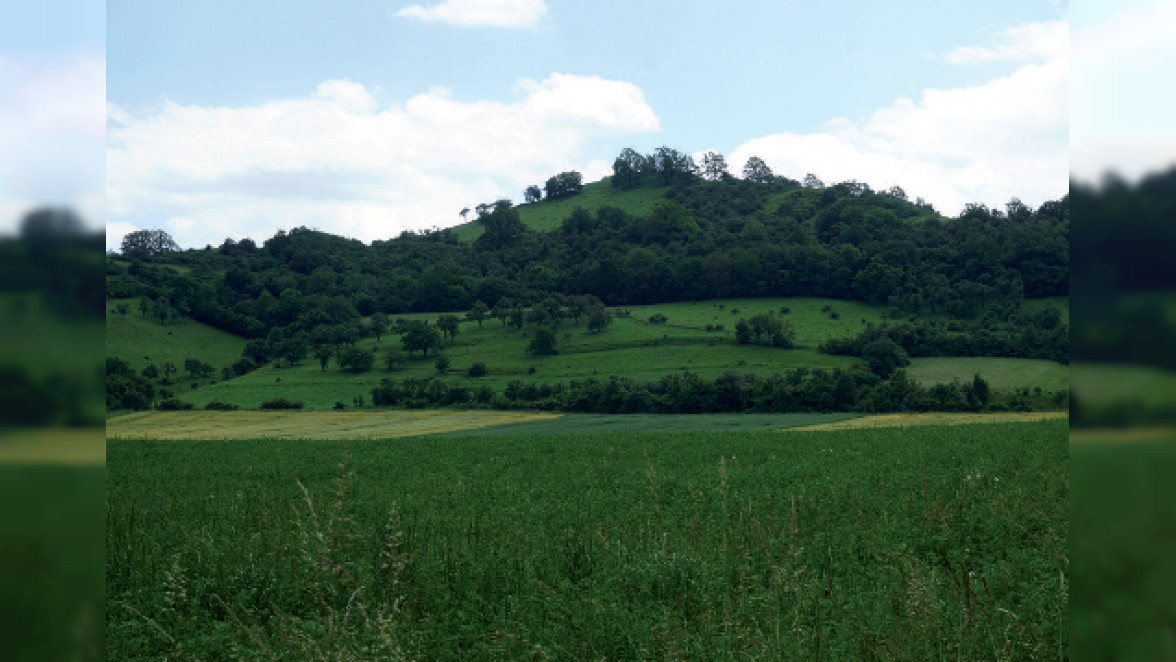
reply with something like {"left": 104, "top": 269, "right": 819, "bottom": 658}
{"left": 1, "top": 440, "right": 104, "bottom": 659}
{"left": 790, "top": 411, "right": 1068, "bottom": 431}
{"left": 105, "top": 410, "right": 863, "bottom": 440}
{"left": 106, "top": 410, "right": 561, "bottom": 440}
{"left": 107, "top": 420, "right": 1067, "bottom": 660}
{"left": 1070, "top": 429, "right": 1176, "bottom": 660}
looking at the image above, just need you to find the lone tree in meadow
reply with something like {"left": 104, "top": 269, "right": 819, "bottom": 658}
{"left": 524, "top": 185, "right": 543, "bottom": 203}
{"left": 527, "top": 326, "right": 558, "bottom": 356}
{"left": 467, "top": 300, "right": 489, "bottom": 328}
{"left": 862, "top": 338, "right": 910, "bottom": 379}
{"left": 337, "top": 346, "right": 374, "bottom": 373}
{"left": 369, "top": 312, "right": 389, "bottom": 341}
{"left": 587, "top": 307, "right": 612, "bottom": 333}
{"left": 401, "top": 322, "right": 441, "bottom": 358}
{"left": 314, "top": 345, "right": 333, "bottom": 372}
{"left": 437, "top": 314, "right": 461, "bottom": 342}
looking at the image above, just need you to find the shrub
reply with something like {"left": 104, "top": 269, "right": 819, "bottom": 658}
{"left": 157, "top": 398, "right": 194, "bottom": 411}
{"left": 203, "top": 400, "right": 239, "bottom": 411}
{"left": 435, "top": 356, "right": 451, "bottom": 374}
{"left": 467, "top": 362, "right": 488, "bottom": 377}
{"left": 260, "top": 398, "right": 304, "bottom": 410}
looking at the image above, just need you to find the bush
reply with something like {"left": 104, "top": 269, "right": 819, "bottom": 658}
{"left": 338, "top": 347, "right": 375, "bottom": 373}
{"left": 157, "top": 398, "right": 194, "bottom": 411}
{"left": 260, "top": 398, "right": 304, "bottom": 410}
{"left": 203, "top": 400, "right": 239, "bottom": 411}
{"left": 435, "top": 356, "right": 451, "bottom": 374}
{"left": 467, "top": 362, "right": 488, "bottom": 377}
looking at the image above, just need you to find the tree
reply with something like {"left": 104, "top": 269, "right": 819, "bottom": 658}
{"left": 742, "top": 156, "right": 774, "bottom": 183}
{"left": 524, "top": 185, "right": 543, "bottom": 203}
{"left": 967, "top": 373, "right": 991, "bottom": 409}
{"left": 587, "top": 307, "right": 612, "bottom": 333}
{"left": 141, "top": 364, "right": 159, "bottom": 380}
{"left": 121, "top": 229, "right": 179, "bottom": 257}
{"left": 160, "top": 361, "right": 177, "bottom": 383}
{"left": 862, "top": 338, "right": 910, "bottom": 379}
{"left": 434, "top": 355, "right": 451, "bottom": 374}
{"left": 116, "top": 303, "right": 130, "bottom": 318}
{"left": 138, "top": 296, "right": 150, "bottom": 318}
{"left": 337, "top": 346, "right": 374, "bottom": 373}
{"left": 437, "top": 314, "right": 460, "bottom": 342}
{"left": 611, "top": 147, "right": 645, "bottom": 189}
{"left": 460, "top": 207, "right": 470, "bottom": 223}
{"left": 314, "top": 345, "right": 333, "bottom": 372}
{"left": 184, "top": 357, "right": 212, "bottom": 379}
{"left": 493, "top": 298, "right": 513, "bottom": 327}
{"left": 474, "top": 199, "right": 527, "bottom": 250}
{"left": 652, "top": 146, "right": 697, "bottom": 185}
{"left": 544, "top": 171, "right": 583, "bottom": 200}
{"left": 401, "top": 322, "right": 441, "bottom": 357}
{"left": 700, "top": 151, "right": 729, "bottom": 181}
{"left": 467, "top": 300, "right": 489, "bottom": 328}
{"left": 369, "top": 312, "right": 389, "bottom": 341}
{"left": 734, "top": 318, "right": 752, "bottom": 345}
{"left": 383, "top": 348, "right": 405, "bottom": 371}
{"left": 803, "top": 173, "right": 824, "bottom": 189}
{"left": 527, "top": 326, "right": 558, "bottom": 356}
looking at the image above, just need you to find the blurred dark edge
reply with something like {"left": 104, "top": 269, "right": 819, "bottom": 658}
{"left": 0, "top": 208, "right": 105, "bottom": 660}
{"left": 1070, "top": 170, "right": 1176, "bottom": 661}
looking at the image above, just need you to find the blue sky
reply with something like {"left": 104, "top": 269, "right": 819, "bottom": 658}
{"left": 10, "top": 0, "right": 1104, "bottom": 250}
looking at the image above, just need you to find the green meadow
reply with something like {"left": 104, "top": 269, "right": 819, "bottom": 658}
{"left": 144, "top": 296, "right": 1068, "bottom": 411}
{"left": 107, "top": 419, "right": 1068, "bottom": 660}
{"left": 450, "top": 179, "right": 672, "bottom": 241}
{"left": 106, "top": 298, "right": 248, "bottom": 375}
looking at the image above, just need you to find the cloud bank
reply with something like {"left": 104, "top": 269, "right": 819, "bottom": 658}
{"left": 729, "top": 19, "right": 1068, "bottom": 216}
{"left": 1071, "top": 0, "right": 1176, "bottom": 183}
{"left": 395, "top": 0, "right": 546, "bottom": 27}
{"left": 0, "top": 52, "right": 105, "bottom": 234}
{"left": 106, "top": 73, "right": 658, "bottom": 250}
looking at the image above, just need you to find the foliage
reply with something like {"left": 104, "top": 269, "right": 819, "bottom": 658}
{"left": 527, "top": 326, "right": 558, "bottom": 356}
{"left": 861, "top": 338, "right": 911, "bottom": 378}
{"left": 259, "top": 398, "right": 304, "bottom": 410}
{"left": 337, "top": 346, "right": 375, "bottom": 373}
{"left": 544, "top": 171, "right": 583, "bottom": 200}
{"left": 119, "top": 229, "right": 179, "bottom": 257}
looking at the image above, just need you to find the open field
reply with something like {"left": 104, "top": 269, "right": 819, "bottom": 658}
{"left": 107, "top": 420, "right": 1067, "bottom": 659}
{"left": 906, "top": 357, "right": 1070, "bottom": 393}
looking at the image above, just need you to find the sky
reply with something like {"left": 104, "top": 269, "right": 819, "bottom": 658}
{"left": 4, "top": 1, "right": 1171, "bottom": 250}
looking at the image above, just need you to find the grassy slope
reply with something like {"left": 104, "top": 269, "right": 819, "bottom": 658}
{"left": 105, "top": 298, "right": 248, "bottom": 374}
{"left": 1, "top": 294, "right": 104, "bottom": 376}
{"left": 449, "top": 179, "right": 671, "bottom": 241}
{"left": 160, "top": 296, "right": 1067, "bottom": 410}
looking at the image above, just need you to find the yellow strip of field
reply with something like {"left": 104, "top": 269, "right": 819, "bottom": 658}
{"left": 105, "top": 410, "right": 563, "bottom": 440}
{"left": 789, "top": 411, "right": 1068, "bottom": 432}
{"left": 1069, "top": 426, "right": 1176, "bottom": 443}
{"left": 0, "top": 428, "right": 105, "bottom": 464}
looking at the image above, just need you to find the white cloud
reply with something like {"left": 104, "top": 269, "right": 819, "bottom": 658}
{"left": 729, "top": 22, "right": 1068, "bottom": 216}
{"left": 106, "top": 73, "right": 658, "bottom": 250}
{"left": 0, "top": 52, "right": 105, "bottom": 234}
{"left": 395, "top": 0, "right": 546, "bottom": 27}
{"left": 1071, "top": 0, "right": 1176, "bottom": 183}
{"left": 944, "top": 19, "right": 1068, "bottom": 64}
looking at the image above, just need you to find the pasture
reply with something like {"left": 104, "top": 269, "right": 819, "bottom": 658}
{"left": 107, "top": 419, "right": 1068, "bottom": 660}
{"left": 106, "top": 298, "right": 248, "bottom": 375}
